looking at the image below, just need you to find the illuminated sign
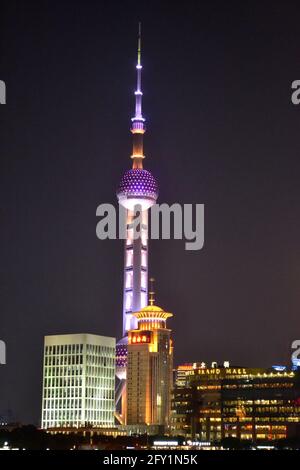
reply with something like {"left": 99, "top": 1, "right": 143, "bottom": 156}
{"left": 178, "top": 361, "right": 230, "bottom": 371}
{"left": 130, "top": 331, "right": 152, "bottom": 345}
{"left": 196, "top": 368, "right": 248, "bottom": 376}
{"left": 184, "top": 367, "right": 250, "bottom": 377}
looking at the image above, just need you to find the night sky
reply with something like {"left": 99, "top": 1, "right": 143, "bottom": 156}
{"left": 1, "top": 0, "right": 300, "bottom": 424}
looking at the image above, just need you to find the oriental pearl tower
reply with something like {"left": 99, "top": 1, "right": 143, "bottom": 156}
{"left": 115, "top": 24, "right": 158, "bottom": 422}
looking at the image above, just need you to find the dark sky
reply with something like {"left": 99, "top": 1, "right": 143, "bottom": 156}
{"left": 1, "top": 0, "right": 300, "bottom": 424}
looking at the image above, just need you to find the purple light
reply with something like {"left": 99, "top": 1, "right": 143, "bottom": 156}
{"left": 116, "top": 342, "right": 128, "bottom": 368}
{"left": 117, "top": 169, "right": 159, "bottom": 201}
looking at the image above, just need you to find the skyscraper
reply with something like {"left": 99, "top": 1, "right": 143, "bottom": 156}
{"left": 41, "top": 334, "right": 115, "bottom": 429}
{"left": 126, "top": 288, "right": 174, "bottom": 428}
{"left": 115, "top": 24, "right": 159, "bottom": 419}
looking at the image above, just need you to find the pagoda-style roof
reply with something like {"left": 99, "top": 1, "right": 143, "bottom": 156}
{"left": 133, "top": 304, "right": 173, "bottom": 320}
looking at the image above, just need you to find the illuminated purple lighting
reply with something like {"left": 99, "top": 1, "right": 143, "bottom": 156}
{"left": 117, "top": 169, "right": 159, "bottom": 201}
{"left": 131, "top": 122, "right": 145, "bottom": 132}
{"left": 116, "top": 338, "right": 129, "bottom": 379}
{"left": 116, "top": 343, "right": 128, "bottom": 367}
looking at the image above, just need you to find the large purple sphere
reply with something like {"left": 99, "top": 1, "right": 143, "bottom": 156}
{"left": 117, "top": 169, "right": 159, "bottom": 204}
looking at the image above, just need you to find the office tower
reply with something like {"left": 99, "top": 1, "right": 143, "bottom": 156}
{"left": 41, "top": 333, "right": 115, "bottom": 429}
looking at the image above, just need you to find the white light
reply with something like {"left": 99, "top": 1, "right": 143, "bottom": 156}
{"left": 153, "top": 441, "right": 178, "bottom": 446}
{"left": 118, "top": 196, "right": 155, "bottom": 211}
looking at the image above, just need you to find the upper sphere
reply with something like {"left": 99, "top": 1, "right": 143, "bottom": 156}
{"left": 117, "top": 168, "right": 158, "bottom": 210}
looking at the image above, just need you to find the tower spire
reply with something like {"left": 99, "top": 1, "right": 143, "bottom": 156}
{"left": 137, "top": 21, "right": 141, "bottom": 66}
{"left": 131, "top": 22, "right": 145, "bottom": 169}
{"left": 149, "top": 277, "right": 155, "bottom": 306}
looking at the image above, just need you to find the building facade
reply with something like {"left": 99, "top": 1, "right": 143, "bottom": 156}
{"left": 126, "top": 303, "right": 173, "bottom": 428}
{"left": 171, "top": 363, "right": 300, "bottom": 442}
{"left": 41, "top": 334, "right": 115, "bottom": 429}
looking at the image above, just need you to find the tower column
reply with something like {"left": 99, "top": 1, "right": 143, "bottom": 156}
{"left": 123, "top": 207, "right": 149, "bottom": 335}
{"left": 116, "top": 24, "right": 159, "bottom": 424}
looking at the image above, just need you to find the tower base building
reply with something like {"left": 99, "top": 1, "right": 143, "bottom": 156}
{"left": 126, "top": 303, "right": 173, "bottom": 429}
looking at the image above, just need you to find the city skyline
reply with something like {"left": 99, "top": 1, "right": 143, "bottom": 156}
{"left": 1, "top": 1, "right": 300, "bottom": 425}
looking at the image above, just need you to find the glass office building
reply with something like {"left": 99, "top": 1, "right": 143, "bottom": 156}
{"left": 41, "top": 333, "right": 115, "bottom": 429}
